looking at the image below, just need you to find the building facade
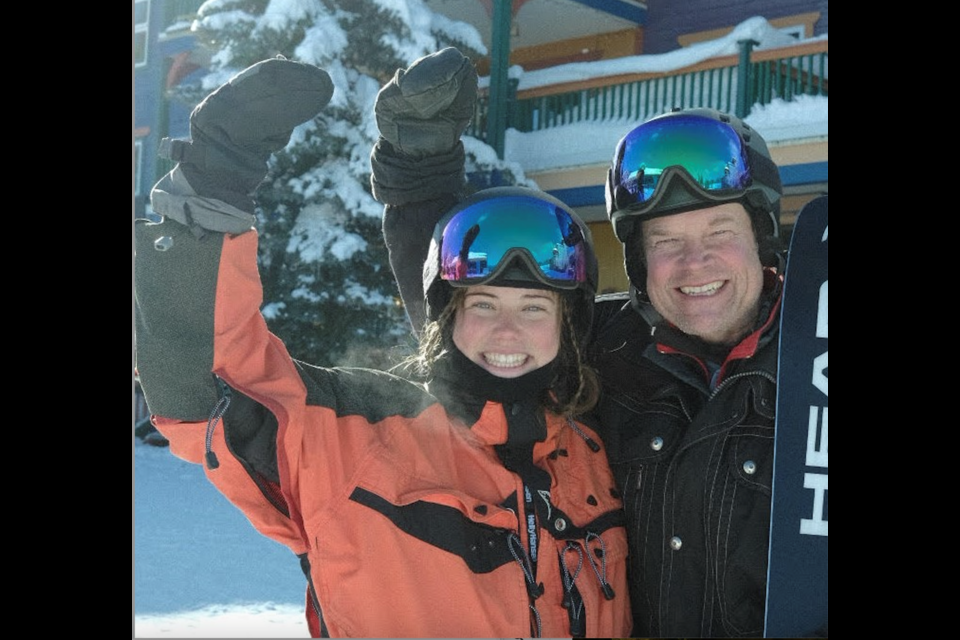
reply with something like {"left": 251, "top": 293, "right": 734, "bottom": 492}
{"left": 133, "top": 0, "right": 827, "bottom": 292}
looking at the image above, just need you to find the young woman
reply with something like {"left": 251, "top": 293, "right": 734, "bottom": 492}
{"left": 134, "top": 58, "right": 630, "bottom": 638}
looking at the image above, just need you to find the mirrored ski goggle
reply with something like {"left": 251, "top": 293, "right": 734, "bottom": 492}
{"left": 610, "top": 114, "right": 753, "bottom": 212}
{"left": 438, "top": 194, "right": 587, "bottom": 289}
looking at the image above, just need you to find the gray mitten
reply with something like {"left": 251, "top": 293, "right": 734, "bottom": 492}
{"left": 154, "top": 57, "right": 334, "bottom": 231}
{"left": 370, "top": 48, "right": 477, "bottom": 205}
{"left": 375, "top": 47, "right": 478, "bottom": 158}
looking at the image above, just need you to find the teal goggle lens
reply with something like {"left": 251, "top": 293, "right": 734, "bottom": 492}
{"left": 613, "top": 114, "right": 752, "bottom": 211}
{"left": 439, "top": 195, "right": 587, "bottom": 288}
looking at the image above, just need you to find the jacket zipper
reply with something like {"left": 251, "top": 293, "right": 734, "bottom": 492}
{"left": 203, "top": 379, "right": 232, "bottom": 470}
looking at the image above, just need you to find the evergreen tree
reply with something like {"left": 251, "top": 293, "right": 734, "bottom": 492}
{"left": 177, "top": 0, "right": 533, "bottom": 368}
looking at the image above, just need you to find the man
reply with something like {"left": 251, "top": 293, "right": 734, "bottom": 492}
{"left": 370, "top": 48, "right": 823, "bottom": 637}
{"left": 587, "top": 108, "right": 792, "bottom": 637}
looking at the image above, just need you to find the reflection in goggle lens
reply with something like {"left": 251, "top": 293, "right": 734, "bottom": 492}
{"left": 439, "top": 195, "right": 587, "bottom": 287}
{"left": 614, "top": 114, "right": 752, "bottom": 209}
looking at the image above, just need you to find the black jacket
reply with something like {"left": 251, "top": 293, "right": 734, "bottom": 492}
{"left": 588, "top": 283, "right": 781, "bottom": 637}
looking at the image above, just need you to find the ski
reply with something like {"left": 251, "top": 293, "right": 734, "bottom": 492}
{"left": 764, "top": 195, "right": 828, "bottom": 638}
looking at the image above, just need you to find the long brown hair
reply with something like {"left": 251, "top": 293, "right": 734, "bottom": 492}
{"left": 402, "top": 288, "right": 600, "bottom": 418}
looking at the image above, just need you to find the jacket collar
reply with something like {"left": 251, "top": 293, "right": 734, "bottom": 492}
{"left": 427, "top": 345, "right": 556, "bottom": 430}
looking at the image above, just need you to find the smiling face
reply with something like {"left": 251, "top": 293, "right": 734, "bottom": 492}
{"left": 641, "top": 202, "right": 764, "bottom": 345}
{"left": 451, "top": 285, "right": 562, "bottom": 378}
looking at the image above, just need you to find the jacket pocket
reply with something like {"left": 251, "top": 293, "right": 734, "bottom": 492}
{"left": 349, "top": 486, "right": 519, "bottom": 573}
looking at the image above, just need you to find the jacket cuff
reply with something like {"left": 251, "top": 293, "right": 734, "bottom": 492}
{"left": 150, "top": 166, "right": 257, "bottom": 235}
{"left": 369, "top": 138, "right": 466, "bottom": 205}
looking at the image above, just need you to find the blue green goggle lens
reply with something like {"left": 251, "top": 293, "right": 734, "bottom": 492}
{"left": 439, "top": 194, "right": 587, "bottom": 288}
{"left": 612, "top": 114, "right": 752, "bottom": 211}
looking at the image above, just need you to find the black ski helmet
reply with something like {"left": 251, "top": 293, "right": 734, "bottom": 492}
{"left": 423, "top": 186, "right": 599, "bottom": 337}
{"left": 604, "top": 107, "right": 783, "bottom": 291}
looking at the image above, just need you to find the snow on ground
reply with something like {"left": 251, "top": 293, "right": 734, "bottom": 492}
{"left": 134, "top": 440, "right": 308, "bottom": 637}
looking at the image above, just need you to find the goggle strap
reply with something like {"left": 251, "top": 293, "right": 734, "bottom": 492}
{"left": 746, "top": 145, "right": 782, "bottom": 194}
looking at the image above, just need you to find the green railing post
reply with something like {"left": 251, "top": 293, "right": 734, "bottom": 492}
{"left": 736, "top": 38, "right": 759, "bottom": 119}
{"left": 506, "top": 77, "right": 519, "bottom": 132}
{"left": 487, "top": 0, "right": 512, "bottom": 158}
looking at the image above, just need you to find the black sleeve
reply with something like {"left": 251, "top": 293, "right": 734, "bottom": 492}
{"left": 382, "top": 194, "right": 460, "bottom": 334}
{"left": 590, "top": 293, "right": 632, "bottom": 341}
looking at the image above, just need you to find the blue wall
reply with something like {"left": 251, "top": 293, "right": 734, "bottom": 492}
{"left": 134, "top": 0, "right": 204, "bottom": 217}
{"left": 642, "top": 0, "right": 828, "bottom": 54}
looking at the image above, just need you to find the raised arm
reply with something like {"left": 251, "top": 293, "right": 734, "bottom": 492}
{"left": 135, "top": 57, "right": 332, "bottom": 423}
{"left": 135, "top": 59, "right": 332, "bottom": 549}
{"left": 370, "top": 47, "right": 477, "bottom": 334}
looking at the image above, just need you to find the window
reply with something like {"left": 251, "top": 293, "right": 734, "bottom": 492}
{"left": 134, "top": 139, "right": 143, "bottom": 197}
{"left": 777, "top": 24, "right": 805, "bottom": 41}
{"left": 135, "top": 0, "right": 149, "bottom": 67}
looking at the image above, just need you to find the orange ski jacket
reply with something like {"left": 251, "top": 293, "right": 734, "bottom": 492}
{"left": 135, "top": 217, "right": 631, "bottom": 638}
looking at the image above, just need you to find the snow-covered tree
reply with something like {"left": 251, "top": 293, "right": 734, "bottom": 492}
{"left": 179, "top": 0, "right": 534, "bottom": 368}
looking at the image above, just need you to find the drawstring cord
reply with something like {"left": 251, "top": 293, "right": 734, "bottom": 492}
{"left": 560, "top": 541, "right": 584, "bottom": 609}
{"left": 584, "top": 532, "right": 616, "bottom": 600}
{"left": 204, "top": 384, "right": 232, "bottom": 470}
{"left": 558, "top": 535, "right": 617, "bottom": 636}
{"left": 565, "top": 417, "right": 601, "bottom": 452}
{"left": 560, "top": 418, "right": 616, "bottom": 598}
{"left": 560, "top": 542, "right": 586, "bottom": 636}
{"left": 528, "top": 602, "right": 543, "bottom": 639}
{"left": 508, "top": 532, "right": 543, "bottom": 638}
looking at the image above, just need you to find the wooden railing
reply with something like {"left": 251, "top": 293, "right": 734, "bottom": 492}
{"left": 467, "top": 39, "right": 828, "bottom": 140}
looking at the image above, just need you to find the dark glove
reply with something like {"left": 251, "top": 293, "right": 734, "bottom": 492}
{"left": 159, "top": 56, "right": 334, "bottom": 215}
{"left": 370, "top": 47, "right": 477, "bottom": 205}
{"left": 375, "top": 47, "right": 477, "bottom": 158}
